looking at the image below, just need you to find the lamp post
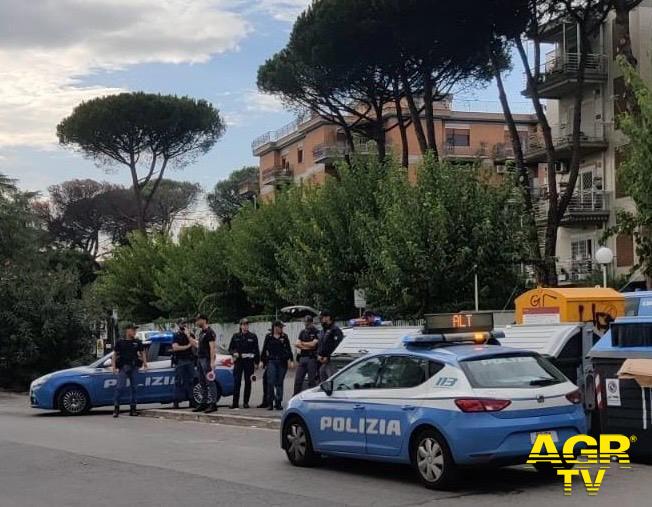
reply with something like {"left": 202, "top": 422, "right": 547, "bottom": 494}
{"left": 595, "top": 247, "right": 614, "bottom": 288}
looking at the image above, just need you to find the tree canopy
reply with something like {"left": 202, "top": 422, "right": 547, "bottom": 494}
{"left": 57, "top": 93, "right": 224, "bottom": 231}
{"left": 207, "top": 166, "right": 259, "bottom": 226}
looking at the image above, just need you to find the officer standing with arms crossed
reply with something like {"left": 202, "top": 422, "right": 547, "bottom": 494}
{"left": 112, "top": 323, "right": 148, "bottom": 418}
{"left": 228, "top": 318, "right": 260, "bottom": 409}
{"left": 317, "top": 310, "right": 344, "bottom": 382}
{"left": 261, "top": 321, "right": 294, "bottom": 411}
{"left": 192, "top": 314, "right": 219, "bottom": 413}
{"left": 293, "top": 315, "right": 320, "bottom": 395}
{"left": 172, "top": 321, "right": 196, "bottom": 409}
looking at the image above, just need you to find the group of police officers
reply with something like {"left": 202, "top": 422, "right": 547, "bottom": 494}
{"left": 111, "top": 310, "right": 344, "bottom": 416}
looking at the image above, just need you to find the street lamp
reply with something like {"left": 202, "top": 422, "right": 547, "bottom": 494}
{"left": 595, "top": 247, "right": 614, "bottom": 288}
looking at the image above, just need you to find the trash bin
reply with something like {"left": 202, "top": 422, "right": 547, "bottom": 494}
{"left": 589, "top": 317, "right": 652, "bottom": 462}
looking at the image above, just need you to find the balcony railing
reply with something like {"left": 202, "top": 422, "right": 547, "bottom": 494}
{"left": 313, "top": 142, "right": 377, "bottom": 162}
{"left": 443, "top": 144, "right": 489, "bottom": 157}
{"left": 252, "top": 111, "right": 310, "bottom": 152}
{"left": 534, "top": 189, "right": 611, "bottom": 225}
{"left": 492, "top": 143, "right": 516, "bottom": 160}
{"left": 557, "top": 258, "right": 595, "bottom": 283}
{"left": 523, "top": 52, "right": 607, "bottom": 98}
{"left": 262, "top": 166, "right": 294, "bottom": 186}
{"left": 526, "top": 122, "right": 606, "bottom": 161}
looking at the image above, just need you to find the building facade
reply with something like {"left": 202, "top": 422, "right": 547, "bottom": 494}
{"left": 526, "top": 1, "right": 652, "bottom": 284}
{"left": 252, "top": 97, "right": 538, "bottom": 202}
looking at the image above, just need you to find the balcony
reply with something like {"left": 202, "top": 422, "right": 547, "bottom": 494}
{"left": 312, "top": 142, "right": 377, "bottom": 164}
{"left": 534, "top": 188, "right": 611, "bottom": 226}
{"left": 523, "top": 52, "right": 607, "bottom": 99}
{"left": 525, "top": 122, "right": 607, "bottom": 163}
{"left": 492, "top": 143, "right": 515, "bottom": 161}
{"left": 262, "top": 166, "right": 294, "bottom": 187}
{"left": 443, "top": 143, "right": 490, "bottom": 160}
{"left": 238, "top": 180, "right": 258, "bottom": 197}
{"left": 557, "top": 258, "right": 595, "bottom": 284}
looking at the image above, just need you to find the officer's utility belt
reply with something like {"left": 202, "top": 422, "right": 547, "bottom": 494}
{"left": 239, "top": 353, "right": 256, "bottom": 359}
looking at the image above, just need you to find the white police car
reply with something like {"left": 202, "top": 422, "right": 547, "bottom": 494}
{"left": 280, "top": 313, "right": 586, "bottom": 489}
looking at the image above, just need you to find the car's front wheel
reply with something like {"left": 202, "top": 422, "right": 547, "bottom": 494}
{"left": 283, "top": 417, "right": 318, "bottom": 467}
{"left": 411, "top": 428, "right": 458, "bottom": 489}
{"left": 58, "top": 386, "right": 90, "bottom": 416}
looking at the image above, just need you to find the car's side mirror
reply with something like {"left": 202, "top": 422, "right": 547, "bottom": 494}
{"left": 320, "top": 380, "right": 334, "bottom": 396}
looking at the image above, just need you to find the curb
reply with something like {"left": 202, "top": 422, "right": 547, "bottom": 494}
{"left": 140, "top": 408, "right": 281, "bottom": 430}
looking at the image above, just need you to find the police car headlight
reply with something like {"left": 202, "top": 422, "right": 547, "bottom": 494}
{"left": 31, "top": 375, "right": 52, "bottom": 389}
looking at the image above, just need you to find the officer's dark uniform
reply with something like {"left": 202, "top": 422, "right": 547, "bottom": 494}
{"left": 317, "top": 322, "right": 344, "bottom": 382}
{"left": 261, "top": 331, "right": 293, "bottom": 410}
{"left": 113, "top": 338, "right": 144, "bottom": 415}
{"left": 172, "top": 330, "right": 195, "bottom": 408}
{"left": 293, "top": 324, "right": 320, "bottom": 395}
{"left": 194, "top": 326, "right": 221, "bottom": 412}
{"left": 228, "top": 330, "right": 260, "bottom": 408}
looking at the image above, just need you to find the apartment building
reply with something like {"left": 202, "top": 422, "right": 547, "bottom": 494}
{"left": 525, "top": 1, "right": 652, "bottom": 284}
{"left": 252, "top": 97, "right": 538, "bottom": 201}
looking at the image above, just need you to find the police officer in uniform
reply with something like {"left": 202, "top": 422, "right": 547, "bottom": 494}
{"left": 228, "top": 318, "right": 260, "bottom": 409}
{"left": 317, "top": 310, "right": 344, "bottom": 382}
{"left": 293, "top": 316, "right": 320, "bottom": 395}
{"left": 192, "top": 314, "right": 220, "bottom": 413}
{"left": 172, "top": 321, "right": 196, "bottom": 409}
{"left": 261, "top": 321, "right": 294, "bottom": 410}
{"left": 112, "top": 324, "right": 148, "bottom": 418}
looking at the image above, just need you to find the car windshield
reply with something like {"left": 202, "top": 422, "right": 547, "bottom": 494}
{"left": 460, "top": 353, "right": 567, "bottom": 389}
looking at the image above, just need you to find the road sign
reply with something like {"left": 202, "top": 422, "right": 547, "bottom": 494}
{"left": 354, "top": 289, "right": 367, "bottom": 309}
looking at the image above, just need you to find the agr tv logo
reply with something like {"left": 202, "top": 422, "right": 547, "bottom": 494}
{"left": 527, "top": 434, "right": 635, "bottom": 496}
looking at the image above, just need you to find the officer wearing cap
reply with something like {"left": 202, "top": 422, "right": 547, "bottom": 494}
{"left": 261, "top": 321, "right": 294, "bottom": 410}
{"left": 228, "top": 318, "right": 260, "bottom": 409}
{"left": 317, "top": 310, "right": 344, "bottom": 382}
{"left": 192, "top": 314, "right": 220, "bottom": 413}
{"left": 293, "top": 315, "right": 320, "bottom": 395}
{"left": 111, "top": 324, "right": 148, "bottom": 418}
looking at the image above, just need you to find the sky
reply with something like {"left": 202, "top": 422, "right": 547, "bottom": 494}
{"left": 0, "top": 0, "right": 529, "bottom": 196}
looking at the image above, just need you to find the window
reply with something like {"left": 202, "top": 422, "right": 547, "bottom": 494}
{"left": 334, "top": 357, "right": 384, "bottom": 391}
{"left": 297, "top": 148, "right": 304, "bottom": 164}
{"left": 376, "top": 357, "right": 443, "bottom": 389}
{"left": 445, "top": 128, "right": 470, "bottom": 147}
{"left": 571, "top": 239, "right": 593, "bottom": 260}
{"left": 461, "top": 354, "right": 566, "bottom": 389}
{"left": 616, "top": 234, "right": 634, "bottom": 267}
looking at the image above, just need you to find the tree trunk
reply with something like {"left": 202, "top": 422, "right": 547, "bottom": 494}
{"left": 401, "top": 71, "right": 428, "bottom": 155}
{"left": 127, "top": 156, "right": 146, "bottom": 232}
{"left": 558, "top": 36, "right": 589, "bottom": 220}
{"left": 491, "top": 49, "right": 544, "bottom": 282}
{"left": 614, "top": 0, "right": 641, "bottom": 118}
{"left": 423, "top": 69, "right": 437, "bottom": 153}
{"left": 516, "top": 38, "right": 560, "bottom": 286}
{"left": 392, "top": 78, "right": 410, "bottom": 168}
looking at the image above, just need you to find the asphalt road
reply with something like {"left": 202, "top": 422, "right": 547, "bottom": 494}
{"left": 1, "top": 392, "right": 651, "bottom": 507}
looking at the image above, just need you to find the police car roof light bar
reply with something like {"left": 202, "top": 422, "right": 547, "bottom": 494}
{"left": 402, "top": 331, "right": 504, "bottom": 347}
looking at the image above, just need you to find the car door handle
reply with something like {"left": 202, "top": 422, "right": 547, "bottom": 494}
{"left": 353, "top": 404, "right": 365, "bottom": 410}
{"left": 402, "top": 405, "right": 417, "bottom": 411}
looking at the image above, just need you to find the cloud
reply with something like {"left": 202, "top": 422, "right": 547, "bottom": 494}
{"left": 255, "top": 0, "right": 310, "bottom": 22}
{"left": 0, "top": 0, "right": 251, "bottom": 149}
{"left": 245, "top": 90, "right": 285, "bottom": 113}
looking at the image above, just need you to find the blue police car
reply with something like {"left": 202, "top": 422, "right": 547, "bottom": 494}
{"left": 281, "top": 313, "right": 586, "bottom": 489}
{"left": 30, "top": 332, "right": 234, "bottom": 415}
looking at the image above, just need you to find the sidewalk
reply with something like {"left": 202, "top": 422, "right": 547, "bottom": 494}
{"left": 141, "top": 370, "right": 300, "bottom": 430}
